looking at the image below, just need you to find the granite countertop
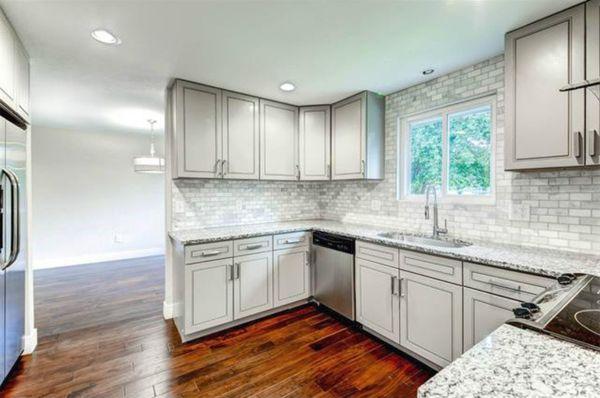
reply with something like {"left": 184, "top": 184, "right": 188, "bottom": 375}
{"left": 418, "top": 324, "right": 600, "bottom": 398}
{"left": 169, "top": 219, "right": 600, "bottom": 278}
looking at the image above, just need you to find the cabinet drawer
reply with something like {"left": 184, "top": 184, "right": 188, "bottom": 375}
{"left": 185, "top": 241, "right": 233, "bottom": 264}
{"left": 399, "top": 250, "right": 462, "bottom": 285}
{"left": 233, "top": 235, "right": 272, "bottom": 256}
{"left": 274, "top": 231, "right": 310, "bottom": 250}
{"left": 464, "top": 262, "right": 554, "bottom": 302}
{"left": 356, "top": 241, "right": 399, "bottom": 268}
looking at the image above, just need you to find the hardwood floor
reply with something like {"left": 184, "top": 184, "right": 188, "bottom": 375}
{"left": 2, "top": 256, "right": 435, "bottom": 397}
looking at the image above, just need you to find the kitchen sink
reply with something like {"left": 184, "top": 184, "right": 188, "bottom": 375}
{"left": 377, "top": 232, "right": 471, "bottom": 248}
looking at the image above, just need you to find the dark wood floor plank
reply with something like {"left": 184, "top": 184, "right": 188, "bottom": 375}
{"left": 1, "top": 255, "right": 436, "bottom": 397}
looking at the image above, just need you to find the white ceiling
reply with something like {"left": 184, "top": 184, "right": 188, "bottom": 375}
{"left": 0, "top": 0, "right": 580, "bottom": 134}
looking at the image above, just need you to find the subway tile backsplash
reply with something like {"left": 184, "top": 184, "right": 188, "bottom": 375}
{"left": 172, "top": 54, "right": 600, "bottom": 255}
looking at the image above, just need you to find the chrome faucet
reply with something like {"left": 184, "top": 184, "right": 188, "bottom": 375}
{"left": 424, "top": 185, "right": 448, "bottom": 238}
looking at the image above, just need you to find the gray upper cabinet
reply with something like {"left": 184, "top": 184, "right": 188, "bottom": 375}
{"left": 299, "top": 105, "right": 331, "bottom": 180}
{"left": 331, "top": 91, "right": 384, "bottom": 180}
{"left": 173, "top": 81, "right": 222, "bottom": 179}
{"left": 260, "top": 99, "right": 299, "bottom": 180}
{"left": 505, "top": 4, "right": 586, "bottom": 170}
{"left": 0, "top": 10, "right": 15, "bottom": 110}
{"left": 14, "top": 38, "right": 29, "bottom": 121}
{"left": 222, "top": 91, "right": 260, "bottom": 179}
{"left": 587, "top": 0, "right": 600, "bottom": 166}
{"left": 0, "top": 9, "right": 29, "bottom": 124}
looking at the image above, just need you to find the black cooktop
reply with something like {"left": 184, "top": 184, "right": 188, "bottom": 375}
{"left": 544, "top": 275, "right": 600, "bottom": 350}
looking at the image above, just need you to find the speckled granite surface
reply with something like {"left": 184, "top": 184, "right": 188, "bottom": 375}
{"left": 418, "top": 324, "right": 600, "bottom": 398}
{"left": 169, "top": 219, "right": 600, "bottom": 278}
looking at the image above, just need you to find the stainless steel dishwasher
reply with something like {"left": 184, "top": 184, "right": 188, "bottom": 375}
{"left": 313, "top": 231, "right": 355, "bottom": 321}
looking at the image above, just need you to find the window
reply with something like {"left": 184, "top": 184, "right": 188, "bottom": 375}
{"left": 399, "top": 97, "right": 494, "bottom": 202}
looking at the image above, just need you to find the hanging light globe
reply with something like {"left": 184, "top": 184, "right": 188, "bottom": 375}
{"left": 133, "top": 119, "right": 165, "bottom": 174}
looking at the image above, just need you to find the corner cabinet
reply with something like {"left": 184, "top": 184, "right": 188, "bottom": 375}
{"left": 505, "top": 4, "right": 588, "bottom": 170}
{"left": 0, "top": 9, "right": 29, "bottom": 125}
{"left": 299, "top": 105, "right": 331, "bottom": 180}
{"left": 260, "top": 99, "right": 299, "bottom": 180}
{"left": 331, "top": 91, "right": 384, "bottom": 180}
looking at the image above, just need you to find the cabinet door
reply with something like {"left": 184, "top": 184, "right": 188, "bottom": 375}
{"left": 222, "top": 91, "right": 259, "bottom": 179}
{"left": 175, "top": 81, "right": 222, "bottom": 178}
{"left": 299, "top": 106, "right": 330, "bottom": 180}
{"left": 332, "top": 92, "right": 366, "bottom": 179}
{"left": 463, "top": 287, "right": 519, "bottom": 351}
{"left": 0, "top": 11, "right": 15, "bottom": 108}
{"left": 274, "top": 248, "right": 310, "bottom": 307}
{"left": 234, "top": 252, "right": 273, "bottom": 319}
{"left": 14, "top": 39, "right": 29, "bottom": 120}
{"left": 400, "top": 271, "right": 462, "bottom": 368}
{"left": 185, "top": 258, "right": 234, "bottom": 334}
{"left": 260, "top": 99, "right": 298, "bottom": 180}
{"left": 586, "top": 0, "right": 600, "bottom": 166}
{"left": 356, "top": 258, "right": 400, "bottom": 343}
{"left": 505, "top": 5, "right": 585, "bottom": 170}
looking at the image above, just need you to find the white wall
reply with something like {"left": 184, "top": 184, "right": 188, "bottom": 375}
{"left": 32, "top": 125, "right": 164, "bottom": 269}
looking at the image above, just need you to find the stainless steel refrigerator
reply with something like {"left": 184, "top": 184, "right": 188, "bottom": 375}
{"left": 0, "top": 114, "right": 25, "bottom": 384}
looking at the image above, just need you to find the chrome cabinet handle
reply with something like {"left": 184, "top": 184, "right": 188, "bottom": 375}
{"left": 360, "top": 160, "right": 365, "bottom": 176}
{"left": 296, "top": 164, "right": 301, "bottom": 180}
{"left": 326, "top": 163, "right": 331, "bottom": 178}
{"left": 589, "top": 130, "right": 598, "bottom": 157}
{"left": 214, "top": 159, "right": 220, "bottom": 173}
{"left": 197, "top": 249, "right": 223, "bottom": 257}
{"left": 1, "top": 169, "right": 19, "bottom": 270}
{"left": 221, "top": 159, "right": 227, "bottom": 177}
{"left": 242, "top": 243, "right": 263, "bottom": 251}
{"left": 235, "top": 263, "right": 241, "bottom": 279}
{"left": 283, "top": 238, "right": 302, "bottom": 245}
{"left": 488, "top": 279, "right": 521, "bottom": 293}
{"left": 399, "top": 278, "right": 404, "bottom": 297}
{"left": 391, "top": 276, "right": 397, "bottom": 296}
{"left": 228, "top": 264, "right": 234, "bottom": 281}
{"left": 574, "top": 131, "right": 583, "bottom": 158}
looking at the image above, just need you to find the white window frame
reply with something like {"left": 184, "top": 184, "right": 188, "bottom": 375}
{"left": 397, "top": 95, "right": 496, "bottom": 205}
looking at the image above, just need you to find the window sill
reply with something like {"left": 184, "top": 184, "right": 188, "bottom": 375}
{"left": 398, "top": 195, "right": 496, "bottom": 206}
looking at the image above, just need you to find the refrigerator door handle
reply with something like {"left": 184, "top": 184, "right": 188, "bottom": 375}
{"left": 1, "top": 169, "right": 19, "bottom": 270}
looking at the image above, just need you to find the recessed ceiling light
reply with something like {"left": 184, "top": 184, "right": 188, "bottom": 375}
{"left": 91, "top": 29, "right": 121, "bottom": 45}
{"left": 422, "top": 69, "right": 435, "bottom": 75}
{"left": 279, "top": 82, "right": 296, "bottom": 92}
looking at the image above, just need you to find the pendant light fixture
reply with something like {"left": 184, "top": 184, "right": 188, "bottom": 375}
{"left": 133, "top": 119, "right": 165, "bottom": 174}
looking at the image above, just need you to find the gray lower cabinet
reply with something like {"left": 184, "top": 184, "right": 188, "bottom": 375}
{"left": 399, "top": 270, "right": 463, "bottom": 368}
{"left": 331, "top": 91, "right": 384, "bottom": 180}
{"left": 222, "top": 90, "right": 260, "bottom": 179}
{"left": 233, "top": 252, "right": 274, "bottom": 319}
{"left": 463, "top": 287, "right": 519, "bottom": 351}
{"left": 273, "top": 247, "right": 311, "bottom": 307}
{"left": 505, "top": 4, "right": 586, "bottom": 170}
{"left": 172, "top": 80, "right": 222, "bottom": 178}
{"left": 185, "top": 258, "right": 234, "bottom": 334}
{"left": 587, "top": 0, "right": 600, "bottom": 166}
{"left": 299, "top": 105, "right": 331, "bottom": 180}
{"left": 355, "top": 258, "right": 400, "bottom": 343}
{"left": 260, "top": 99, "right": 299, "bottom": 180}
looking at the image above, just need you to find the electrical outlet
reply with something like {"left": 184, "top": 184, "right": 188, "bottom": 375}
{"left": 113, "top": 233, "right": 125, "bottom": 244}
{"left": 509, "top": 203, "right": 530, "bottom": 221}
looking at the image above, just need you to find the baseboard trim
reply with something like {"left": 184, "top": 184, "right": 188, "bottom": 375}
{"left": 22, "top": 328, "right": 37, "bottom": 355}
{"left": 163, "top": 300, "right": 175, "bottom": 319}
{"left": 33, "top": 248, "right": 165, "bottom": 269}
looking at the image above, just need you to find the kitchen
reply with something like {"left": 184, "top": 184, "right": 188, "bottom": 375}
{"left": 0, "top": 0, "right": 599, "bottom": 397}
